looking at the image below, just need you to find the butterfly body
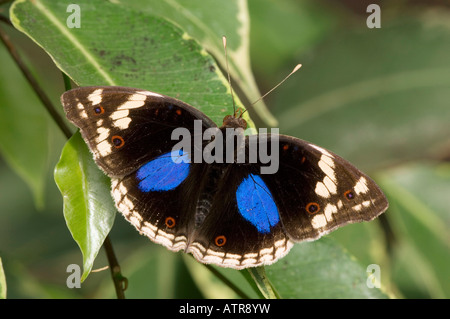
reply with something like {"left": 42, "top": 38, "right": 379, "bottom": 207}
{"left": 61, "top": 86, "right": 388, "bottom": 269}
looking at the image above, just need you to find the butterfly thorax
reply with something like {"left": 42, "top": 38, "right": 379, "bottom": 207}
{"left": 221, "top": 114, "right": 247, "bottom": 130}
{"left": 193, "top": 123, "right": 247, "bottom": 228}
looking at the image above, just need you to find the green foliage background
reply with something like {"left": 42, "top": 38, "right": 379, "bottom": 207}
{"left": 0, "top": 0, "right": 448, "bottom": 298}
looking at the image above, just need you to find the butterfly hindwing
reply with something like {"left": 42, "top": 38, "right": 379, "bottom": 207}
{"left": 187, "top": 163, "right": 293, "bottom": 268}
{"left": 111, "top": 151, "right": 203, "bottom": 253}
{"left": 61, "top": 86, "right": 216, "bottom": 177}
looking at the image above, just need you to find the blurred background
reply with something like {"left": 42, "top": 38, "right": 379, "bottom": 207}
{"left": 0, "top": 0, "right": 449, "bottom": 298}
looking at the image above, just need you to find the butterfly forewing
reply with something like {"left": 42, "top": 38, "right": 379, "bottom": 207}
{"left": 252, "top": 135, "right": 388, "bottom": 241}
{"left": 110, "top": 162, "right": 209, "bottom": 253}
{"left": 61, "top": 86, "right": 216, "bottom": 177}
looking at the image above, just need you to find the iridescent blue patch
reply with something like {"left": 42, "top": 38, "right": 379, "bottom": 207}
{"left": 136, "top": 149, "right": 190, "bottom": 192}
{"left": 236, "top": 174, "right": 280, "bottom": 233}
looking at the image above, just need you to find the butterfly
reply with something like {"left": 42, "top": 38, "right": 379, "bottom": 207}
{"left": 61, "top": 86, "right": 388, "bottom": 269}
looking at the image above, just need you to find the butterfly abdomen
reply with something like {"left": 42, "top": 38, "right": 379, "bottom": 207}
{"left": 194, "top": 164, "right": 229, "bottom": 227}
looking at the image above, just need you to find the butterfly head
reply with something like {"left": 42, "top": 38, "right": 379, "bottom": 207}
{"left": 222, "top": 109, "right": 247, "bottom": 130}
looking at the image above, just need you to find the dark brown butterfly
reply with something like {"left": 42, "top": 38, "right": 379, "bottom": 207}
{"left": 61, "top": 86, "right": 388, "bottom": 269}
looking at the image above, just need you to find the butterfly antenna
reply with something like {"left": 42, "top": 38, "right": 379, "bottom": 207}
{"left": 222, "top": 36, "right": 237, "bottom": 115}
{"left": 251, "top": 64, "right": 302, "bottom": 106}
{"left": 239, "top": 108, "right": 248, "bottom": 118}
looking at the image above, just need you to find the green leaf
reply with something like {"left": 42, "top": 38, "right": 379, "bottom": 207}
{"left": 10, "top": 0, "right": 254, "bottom": 127}
{"left": 0, "top": 40, "right": 51, "bottom": 209}
{"left": 54, "top": 133, "right": 115, "bottom": 282}
{"left": 0, "top": 257, "right": 6, "bottom": 299}
{"left": 119, "top": 0, "right": 277, "bottom": 126}
{"left": 265, "top": 239, "right": 389, "bottom": 298}
{"left": 274, "top": 17, "right": 450, "bottom": 172}
{"left": 328, "top": 219, "right": 392, "bottom": 294}
{"left": 378, "top": 163, "right": 450, "bottom": 298}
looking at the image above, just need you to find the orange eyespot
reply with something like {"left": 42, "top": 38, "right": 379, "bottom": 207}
{"left": 306, "top": 202, "right": 320, "bottom": 215}
{"left": 176, "top": 109, "right": 182, "bottom": 115}
{"left": 283, "top": 144, "right": 289, "bottom": 151}
{"left": 93, "top": 106, "right": 105, "bottom": 115}
{"left": 165, "top": 217, "right": 176, "bottom": 229}
{"left": 344, "top": 190, "right": 355, "bottom": 201}
{"left": 215, "top": 235, "right": 226, "bottom": 247}
{"left": 111, "top": 135, "right": 125, "bottom": 148}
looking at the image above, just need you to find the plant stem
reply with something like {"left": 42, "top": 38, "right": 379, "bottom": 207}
{"left": 103, "top": 236, "right": 127, "bottom": 299}
{"left": 0, "top": 15, "right": 13, "bottom": 27}
{"left": 0, "top": 0, "right": 14, "bottom": 5}
{"left": 0, "top": 24, "right": 73, "bottom": 139}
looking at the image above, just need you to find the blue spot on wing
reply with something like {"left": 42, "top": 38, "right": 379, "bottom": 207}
{"left": 236, "top": 174, "right": 280, "bottom": 233}
{"left": 136, "top": 149, "right": 190, "bottom": 192}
